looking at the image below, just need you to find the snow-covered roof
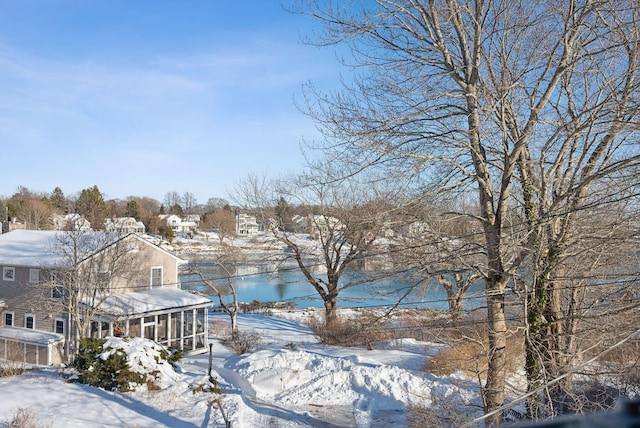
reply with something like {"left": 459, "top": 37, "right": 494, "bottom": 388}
{"left": 0, "top": 230, "right": 63, "bottom": 267}
{"left": 0, "top": 230, "right": 183, "bottom": 269}
{"left": 0, "top": 326, "right": 65, "bottom": 345}
{"left": 98, "top": 288, "right": 211, "bottom": 317}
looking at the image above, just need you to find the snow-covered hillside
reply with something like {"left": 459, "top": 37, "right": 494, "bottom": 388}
{"left": 0, "top": 312, "right": 482, "bottom": 427}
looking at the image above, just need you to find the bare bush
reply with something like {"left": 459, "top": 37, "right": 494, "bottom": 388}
{"left": 221, "top": 331, "right": 262, "bottom": 355}
{"left": 407, "top": 394, "right": 478, "bottom": 428}
{"left": 4, "top": 407, "right": 50, "bottom": 428}
{"left": 0, "top": 360, "right": 27, "bottom": 378}
{"left": 307, "top": 312, "right": 393, "bottom": 349}
{"left": 423, "top": 319, "right": 523, "bottom": 384}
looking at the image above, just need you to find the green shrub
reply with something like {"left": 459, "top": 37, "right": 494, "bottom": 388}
{"left": 73, "top": 337, "right": 145, "bottom": 392}
{"left": 158, "top": 226, "right": 175, "bottom": 243}
{"left": 164, "top": 347, "right": 184, "bottom": 365}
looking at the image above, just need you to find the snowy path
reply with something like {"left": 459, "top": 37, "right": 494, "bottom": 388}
{"left": 197, "top": 359, "right": 359, "bottom": 427}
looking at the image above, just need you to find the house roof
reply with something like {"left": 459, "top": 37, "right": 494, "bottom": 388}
{"left": 97, "top": 288, "right": 211, "bottom": 317}
{"left": 0, "top": 326, "right": 65, "bottom": 345}
{"left": 0, "top": 230, "right": 64, "bottom": 267}
{"left": 0, "top": 230, "right": 184, "bottom": 268}
{"left": 104, "top": 217, "right": 145, "bottom": 228}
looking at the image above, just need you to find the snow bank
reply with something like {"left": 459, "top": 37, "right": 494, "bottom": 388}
{"left": 231, "top": 347, "right": 474, "bottom": 415}
{"left": 100, "top": 336, "right": 180, "bottom": 389}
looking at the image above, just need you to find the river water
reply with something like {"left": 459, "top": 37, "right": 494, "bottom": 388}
{"left": 180, "top": 260, "right": 486, "bottom": 311}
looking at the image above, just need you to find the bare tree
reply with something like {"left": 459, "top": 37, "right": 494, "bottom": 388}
{"left": 182, "top": 192, "right": 198, "bottom": 214}
{"left": 394, "top": 202, "right": 485, "bottom": 321}
{"left": 43, "top": 230, "right": 138, "bottom": 361}
{"left": 519, "top": 177, "right": 640, "bottom": 418}
{"left": 205, "top": 197, "right": 230, "bottom": 211}
{"left": 236, "top": 171, "right": 394, "bottom": 330}
{"left": 16, "top": 199, "right": 53, "bottom": 230}
{"left": 163, "top": 191, "right": 183, "bottom": 214}
{"left": 202, "top": 209, "right": 236, "bottom": 244}
{"left": 191, "top": 247, "right": 241, "bottom": 339}
{"left": 296, "top": 0, "right": 640, "bottom": 423}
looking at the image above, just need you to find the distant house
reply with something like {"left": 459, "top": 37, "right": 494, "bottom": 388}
{"left": 104, "top": 217, "right": 145, "bottom": 234}
{"left": 236, "top": 213, "right": 259, "bottom": 235}
{"left": 158, "top": 214, "right": 198, "bottom": 234}
{"left": 290, "top": 215, "right": 308, "bottom": 234}
{"left": 0, "top": 230, "right": 211, "bottom": 365}
{"left": 307, "top": 215, "right": 344, "bottom": 240}
{"left": 184, "top": 214, "right": 201, "bottom": 229}
{"left": 52, "top": 214, "right": 92, "bottom": 232}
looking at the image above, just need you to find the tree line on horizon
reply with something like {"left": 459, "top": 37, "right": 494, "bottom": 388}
{"left": 0, "top": 185, "right": 233, "bottom": 235}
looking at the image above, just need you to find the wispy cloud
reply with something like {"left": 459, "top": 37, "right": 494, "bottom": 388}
{"left": 0, "top": 19, "right": 335, "bottom": 201}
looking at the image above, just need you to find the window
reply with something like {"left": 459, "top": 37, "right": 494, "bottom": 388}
{"left": 151, "top": 267, "right": 163, "bottom": 288}
{"left": 54, "top": 318, "right": 65, "bottom": 335}
{"left": 97, "top": 271, "right": 111, "bottom": 293}
{"left": 4, "top": 312, "right": 13, "bottom": 326}
{"left": 51, "top": 285, "right": 64, "bottom": 300}
{"left": 29, "top": 269, "right": 40, "bottom": 283}
{"left": 2, "top": 267, "right": 15, "bottom": 281}
{"left": 25, "top": 315, "right": 35, "bottom": 329}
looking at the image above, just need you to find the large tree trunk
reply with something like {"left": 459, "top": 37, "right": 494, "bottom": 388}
{"left": 484, "top": 270, "right": 509, "bottom": 425}
{"left": 324, "top": 294, "right": 338, "bottom": 330}
{"left": 324, "top": 276, "right": 340, "bottom": 330}
{"left": 467, "top": 73, "right": 510, "bottom": 424}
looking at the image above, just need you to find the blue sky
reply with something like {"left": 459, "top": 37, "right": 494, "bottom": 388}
{"left": 0, "top": 1, "right": 337, "bottom": 204}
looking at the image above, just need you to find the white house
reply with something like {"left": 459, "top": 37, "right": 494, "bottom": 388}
{"left": 52, "top": 214, "right": 92, "bottom": 232}
{"left": 307, "top": 215, "right": 344, "bottom": 240}
{"left": 158, "top": 215, "right": 198, "bottom": 234}
{"left": 236, "top": 213, "right": 259, "bottom": 235}
{"left": 104, "top": 217, "right": 145, "bottom": 234}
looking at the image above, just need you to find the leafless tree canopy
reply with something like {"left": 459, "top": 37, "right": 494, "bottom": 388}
{"left": 296, "top": 0, "right": 640, "bottom": 423}
{"left": 234, "top": 169, "right": 399, "bottom": 330}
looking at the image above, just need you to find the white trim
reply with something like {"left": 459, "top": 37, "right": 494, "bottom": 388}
{"left": 2, "top": 266, "right": 15, "bottom": 281}
{"left": 54, "top": 317, "right": 65, "bottom": 335}
{"left": 150, "top": 266, "right": 163, "bottom": 288}
{"left": 24, "top": 314, "right": 35, "bottom": 329}
{"left": 51, "top": 285, "right": 64, "bottom": 300}
{"left": 29, "top": 268, "right": 40, "bottom": 283}
{"left": 3, "top": 311, "right": 14, "bottom": 326}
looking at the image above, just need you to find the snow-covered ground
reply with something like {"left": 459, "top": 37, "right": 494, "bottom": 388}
{"left": 0, "top": 311, "right": 482, "bottom": 427}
